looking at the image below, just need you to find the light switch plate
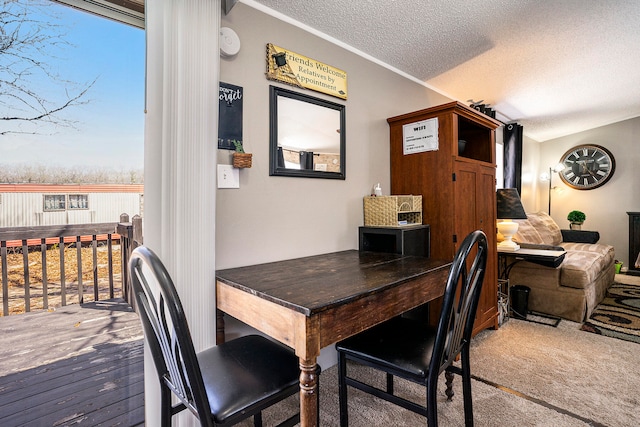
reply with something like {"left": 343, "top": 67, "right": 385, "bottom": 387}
{"left": 217, "top": 164, "right": 240, "bottom": 188}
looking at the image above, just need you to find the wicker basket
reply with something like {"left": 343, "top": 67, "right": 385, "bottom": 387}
{"left": 363, "top": 195, "right": 422, "bottom": 226}
{"left": 233, "top": 153, "right": 252, "bottom": 168}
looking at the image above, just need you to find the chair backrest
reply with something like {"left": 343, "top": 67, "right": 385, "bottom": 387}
{"left": 430, "top": 230, "right": 488, "bottom": 374}
{"left": 129, "top": 246, "right": 211, "bottom": 424}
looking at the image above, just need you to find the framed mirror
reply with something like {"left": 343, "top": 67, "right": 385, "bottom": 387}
{"left": 269, "top": 86, "right": 345, "bottom": 179}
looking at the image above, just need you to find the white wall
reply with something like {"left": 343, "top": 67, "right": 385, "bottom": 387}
{"left": 523, "top": 116, "right": 640, "bottom": 267}
{"left": 216, "top": 4, "right": 451, "bottom": 269}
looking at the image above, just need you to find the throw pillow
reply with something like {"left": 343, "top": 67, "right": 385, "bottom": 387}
{"left": 527, "top": 212, "right": 562, "bottom": 246}
{"left": 513, "top": 219, "right": 544, "bottom": 244}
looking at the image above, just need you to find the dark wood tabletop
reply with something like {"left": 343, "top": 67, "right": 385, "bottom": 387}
{"left": 216, "top": 249, "right": 451, "bottom": 316}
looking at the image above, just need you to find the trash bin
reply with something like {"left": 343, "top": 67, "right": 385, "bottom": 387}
{"left": 510, "top": 285, "right": 530, "bottom": 319}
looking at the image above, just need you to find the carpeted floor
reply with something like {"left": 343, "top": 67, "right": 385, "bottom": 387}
{"left": 237, "top": 305, "right": 640, "bottom": 426}
{"left": 468, "top": 319, "right": 639, "bottom": 427}
{"left": 581, "top": 274, "right": 640, "bottom": 344}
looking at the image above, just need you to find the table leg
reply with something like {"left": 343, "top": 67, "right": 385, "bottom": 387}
{"left": 299, "top": 358, "right": 319, "bottom": 427}
{"left": 216, "top": 309, "right": 225, "bottom": 344}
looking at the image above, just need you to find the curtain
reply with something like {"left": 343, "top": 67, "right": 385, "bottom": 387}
{"left": 144, "top": 1, "right": 219, "bottom": 426}
{"left": 503, "top": 123, "right": 523, "bottom": 193}
{"left": 300, "top": 151, "right": 314, "bottom": 170}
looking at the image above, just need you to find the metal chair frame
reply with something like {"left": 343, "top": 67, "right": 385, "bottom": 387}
{"left": 336, "top": 230, "right": 488, "bottom": 426}
{"left": 130, "top": 246, "right": 304, "bottom": 427}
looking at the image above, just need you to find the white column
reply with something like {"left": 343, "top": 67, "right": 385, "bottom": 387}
{"left": 144, "top": 1, "right": 219, "bottom": 426}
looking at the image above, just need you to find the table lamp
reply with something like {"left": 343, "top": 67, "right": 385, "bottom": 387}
{"left": 496, "top": 188, "right": 527, "bottom": 251}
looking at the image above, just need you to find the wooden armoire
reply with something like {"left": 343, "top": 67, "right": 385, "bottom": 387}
{"left": 388, "top": 101, "right": 501, "bottom": 335}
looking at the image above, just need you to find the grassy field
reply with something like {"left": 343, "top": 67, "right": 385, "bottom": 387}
{"left": 1, "top": 244, "right": 123, "bottom": 316}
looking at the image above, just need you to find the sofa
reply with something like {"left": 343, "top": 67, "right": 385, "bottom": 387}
{"left": 505, "top": 211, "right": 615, "bottom": 322}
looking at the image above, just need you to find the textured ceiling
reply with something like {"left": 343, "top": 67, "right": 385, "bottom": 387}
{"left": 247, "top": 0, "right": 640, "bottom": 142}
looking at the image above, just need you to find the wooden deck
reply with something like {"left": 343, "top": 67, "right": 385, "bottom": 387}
{"left": 0, "top": 299, "right": 144, "bottom": 426}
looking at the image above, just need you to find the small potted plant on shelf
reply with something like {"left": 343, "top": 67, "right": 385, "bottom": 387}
{"left": 232, "top": 140, "right": 252, "bottom": 169}
{"left": 567, "top": 210, "right": 586, "bottom": 230}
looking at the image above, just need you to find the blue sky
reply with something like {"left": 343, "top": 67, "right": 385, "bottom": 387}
{"left": 0, "top": 2, "right": 145, "bottom": 170}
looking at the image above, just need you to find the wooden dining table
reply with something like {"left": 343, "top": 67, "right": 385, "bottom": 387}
{"left": 215, "top": 249, "right": 451, "bottom": 427}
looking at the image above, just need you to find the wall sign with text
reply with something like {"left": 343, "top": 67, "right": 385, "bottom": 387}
{"left": 265, "top": 43, "right": 347, "bottom": 100}
{"left": 402, "top": 118, "right": 439, "bottom": 155}
{"left": 218, "top": 82, "right": 243, "bottom": 150}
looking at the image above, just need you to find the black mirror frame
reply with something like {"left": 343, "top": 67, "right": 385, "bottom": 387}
{"left": 269, "top": 85, "right": 346, "bottom": 180}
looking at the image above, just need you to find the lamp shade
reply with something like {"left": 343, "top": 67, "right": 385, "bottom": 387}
{"left": 496, "top": 188, "right": 527, "bottom": 220}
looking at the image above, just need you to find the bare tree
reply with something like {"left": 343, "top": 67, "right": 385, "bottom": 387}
{"left": 0, "top": 0, "right": 95, "bottom": 136}
{"left": 0, "top": 164, "right": 144, "bottom": 184}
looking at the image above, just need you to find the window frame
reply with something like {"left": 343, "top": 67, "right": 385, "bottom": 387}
{"left": 68, "top": 194, "right": 89, "bottom": 210}
{"left": 43, "top": 194, "right": 67, "bottom": 212}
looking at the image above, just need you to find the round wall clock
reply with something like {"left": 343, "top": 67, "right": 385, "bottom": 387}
{"left": 558, "top": 144, "right": 616, "bottom": 190}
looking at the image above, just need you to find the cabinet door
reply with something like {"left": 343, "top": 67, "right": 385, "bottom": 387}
{"left": 454, "top": 161, "right": 498, "bottom": 335}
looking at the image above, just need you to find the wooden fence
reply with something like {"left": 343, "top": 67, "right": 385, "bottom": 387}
{"left": 0, "top": 214, "right": 142, "bottom": 316}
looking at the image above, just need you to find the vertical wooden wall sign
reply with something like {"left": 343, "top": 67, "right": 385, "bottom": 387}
{"left": 218, "top": 82, "right": 243, "bottom": 150}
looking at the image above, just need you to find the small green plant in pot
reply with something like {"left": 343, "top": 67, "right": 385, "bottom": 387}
{"left": 232, "top": 140, "right": 245, "bottom": 153}
{"left": 567, "top": 210, "right": 586, "bottom": 230}
{"left": 231, "top": 140, "right": 252, "bottom": 168}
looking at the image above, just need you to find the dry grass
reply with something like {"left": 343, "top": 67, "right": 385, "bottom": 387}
{"left": 1, "top": 243, "right": 124, "bottom": 316}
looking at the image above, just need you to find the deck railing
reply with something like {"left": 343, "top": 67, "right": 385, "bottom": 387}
{"left": 0, "top": 214, "right": 142, "bottom": 316}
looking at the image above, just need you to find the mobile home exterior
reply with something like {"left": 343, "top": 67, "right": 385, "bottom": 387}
{"left": 0, "top": 184, "right": 143, "bottom": 227}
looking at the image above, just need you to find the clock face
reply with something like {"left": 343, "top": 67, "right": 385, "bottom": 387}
{"left": 558, "top": 144, "right": 616, "bottom": 190}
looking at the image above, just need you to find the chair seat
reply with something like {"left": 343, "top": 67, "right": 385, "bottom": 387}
{"left": 198, "top": 335, "right": 301, "bottom": 425}
{"left": 336, "top": 317, "right": 437, "bottom": 380}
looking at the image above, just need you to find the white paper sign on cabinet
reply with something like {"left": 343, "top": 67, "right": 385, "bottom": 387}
{"left": 402, "top": 118, "right": 438, "bottom": 155}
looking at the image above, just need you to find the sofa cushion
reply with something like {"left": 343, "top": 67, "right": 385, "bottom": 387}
{"left": 526, "top": 212, "right": 562, "bottom": 246}
{"left": 561, "top": 242, "right": 615, "bottom": 259}
{"left": 559, "top": 244, "right": 615, "bottom": 289}
{"left": 513, "top": 219, "right": 545, "bottom": 244}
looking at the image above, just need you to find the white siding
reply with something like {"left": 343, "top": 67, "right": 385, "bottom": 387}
{"left": 0, "top": 192, "right": 142, "bottom": 227}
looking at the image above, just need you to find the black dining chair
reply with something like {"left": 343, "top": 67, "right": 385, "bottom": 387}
{"left": 335, "top": 230, "right": 488, "bottom": 427}
{"left": 129, "top": 245, "right": 311, "bottom": 427}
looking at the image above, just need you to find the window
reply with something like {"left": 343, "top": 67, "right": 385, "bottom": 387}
{"left": 43, "top": 194, "right": 89, "bottom": 211}
{"left": 68, "top": 194, "right": 89, "bottom": 209}
{"left": 44, "top": 195, "right": 66, "bottom": 211}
